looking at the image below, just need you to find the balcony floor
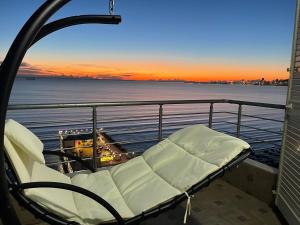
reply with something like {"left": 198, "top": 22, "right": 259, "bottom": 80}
{"left": 142, "top": 179, "right": 282, "bottom": 225}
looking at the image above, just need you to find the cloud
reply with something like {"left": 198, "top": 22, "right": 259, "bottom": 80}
{"left": 0, "top": 61, "right": 55, "bottom": 76}
{"left": 17, "top": 61, "right": 55, "bottom": 76}
{"left": 14, "top": 61, "right": 136, "bottom": 80}
{"left": 20, "top": 62, "right": 31, "bottom": 67}
{"left": 94, "top": 73, "right": 133, "bottom": 80}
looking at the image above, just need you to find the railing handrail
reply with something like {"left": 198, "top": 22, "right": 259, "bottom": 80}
{"left": 7, "top": 99, "right": 286, "bottom": 110}
{"left": 227, "top": 100, "right": 286, "bottom": 109}
{"left": 7, "top": 98, "right": 286, "bottom": 170}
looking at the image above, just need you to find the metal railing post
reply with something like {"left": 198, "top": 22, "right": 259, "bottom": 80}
{"left": 237, "top": 104, "right": 242, "bottom": 137}
{"left": 209, "top": 103, "right": 214, "bottom": 128}
{"left": 92, "top": 107, "right": 99, "bottom": 170}
{"left": 158, "top": 104, "right": 163, "bottom": 141}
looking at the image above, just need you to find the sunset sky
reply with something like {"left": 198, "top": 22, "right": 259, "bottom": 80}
{"left": 0, "top": 0, "right": 296, "bottom": 81}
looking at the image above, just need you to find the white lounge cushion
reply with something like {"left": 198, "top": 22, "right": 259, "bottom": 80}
{"left": 26, "top": 162, "right": 79, "bottom": 219}
{"left": 5, "top": 119, "right": 45, "bottom": 164}
{"left": 70, "top": 125, "right": 250, "bottom": 223}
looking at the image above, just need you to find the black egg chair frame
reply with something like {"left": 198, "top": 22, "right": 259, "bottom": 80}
{"left": 0, "top": 1, "right": 252, "bottom": 225}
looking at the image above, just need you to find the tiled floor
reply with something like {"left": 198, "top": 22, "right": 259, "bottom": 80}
{"left": 142, "top": 179, "right": 282, "bottom": 225}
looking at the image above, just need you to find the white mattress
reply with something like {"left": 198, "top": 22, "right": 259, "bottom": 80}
{"left": 4, "top": 120, "right": 250, "bottom": 225}
{"left": 71, "top": 124, "right": 250, "bottom": 224}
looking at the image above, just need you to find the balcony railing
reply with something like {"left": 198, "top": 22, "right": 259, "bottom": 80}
{"left": 7, "top": 99, "right": 286, "bottom": 169}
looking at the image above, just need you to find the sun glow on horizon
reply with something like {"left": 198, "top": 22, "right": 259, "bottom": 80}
{"left": 17, "top": 59, "right": 288, "bottom": 82}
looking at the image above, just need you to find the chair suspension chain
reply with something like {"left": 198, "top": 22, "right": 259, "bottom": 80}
{"left": 109, "top": 0, "right": 115, "bottom": 15}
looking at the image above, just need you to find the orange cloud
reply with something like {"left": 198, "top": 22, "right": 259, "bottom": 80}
{"left": 18, "top": 59, "right": 288, "bottom": 81}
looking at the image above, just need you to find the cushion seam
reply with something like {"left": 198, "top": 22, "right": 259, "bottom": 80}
{"left": 109, "top": 170, "right": 135, "bottom": 216}
{"left": 141, "top": 156, "right": 182, "bottom": 194}
{"left": 165, "top": 138, "right": 222, "bottom": 168}
{"left": 71, "top": 174, "right": 89, "bottom": 213}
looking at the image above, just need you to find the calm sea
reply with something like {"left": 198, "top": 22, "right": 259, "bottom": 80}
{"left": 10, "top": 77, "right": 287, "bottom": 104}
{"left": 8, "top": 77, "right": 288, "bottom": 167}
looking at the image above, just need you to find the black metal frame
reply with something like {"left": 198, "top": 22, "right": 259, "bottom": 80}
{"left": 6, "top": 148, "right": 251, "bottom": 225}
{"left": 16, "top": 182, "right": 125, "bottom": 225}
{"left": 0, "top": 1, "right": 121, "bottom": 224}
{"left": 31, "top": 15, "right": 121, "bottom": 47}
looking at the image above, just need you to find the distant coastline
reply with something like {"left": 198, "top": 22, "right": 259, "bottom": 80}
{"left": 17, "top": 75, "right": 289, "bottom": 86}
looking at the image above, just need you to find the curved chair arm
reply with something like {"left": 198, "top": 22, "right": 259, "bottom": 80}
{"left": 43, "top": 150, "right": 96, "bottom": 172}
{"left": 17, "top": 181, "right": 125, "bottom": 225}
{"left": 31, "top": 15, "right": 121, "bottom": 47}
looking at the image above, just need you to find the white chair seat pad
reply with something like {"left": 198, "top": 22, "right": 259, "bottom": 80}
{"left": 71, "top": 125, "right": 250, "bottom": 223}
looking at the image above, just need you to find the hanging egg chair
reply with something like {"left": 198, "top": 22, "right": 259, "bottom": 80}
{"left": 0, "top": 1, "right": 252, "bottom": 225}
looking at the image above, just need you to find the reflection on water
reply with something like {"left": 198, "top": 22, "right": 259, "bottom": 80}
{"left": 10, "top": 77, "right": 287, "bottom": 104}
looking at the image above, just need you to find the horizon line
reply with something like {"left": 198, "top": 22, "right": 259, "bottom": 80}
{"left": 17, "top": 74, "right": 289, "bottom": 83}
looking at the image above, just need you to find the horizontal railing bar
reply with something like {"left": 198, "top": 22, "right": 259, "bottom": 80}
{"left": 8, "top": 99, "right": 227, "bottom": 110}
{"left": 44, "top": 138, "right": 160, "bottom": 152}
{"left": 46, "top": 135, "right": 281, "bottom": 153}
{"left": 100, "top": 114, "right": 158, "bottom": 121}
{"left": 209, "top": 127, "right": 281, "bottom": 137}
{"left": 163, "top": 111, "right": 210, "bottom": 117}
{"left": 240, "top": 131, "right": 282, "bottom": 139}
{"left": 14, "top": 118, "right": 91, "bottom": 126}
{"left": 26, "top": 112, "right": 228, "bottom": 130}
{"left": 162, "top": 120, "right": 275, "bottom": 132}
{"left": 24, "top": 121, "right": 92, "bottom": 129}
{"left": 35, "top": 119, "right": 234, "bottom": 139}
{"left": 24, "top": 116, "right": 281, "bottom": 132}
{"left": 8, "top": 99, "right": 285, "bottom": 110}
{"left": 223, "top": 130, "right": 282, "bottom": 147}
{"left": 243, "top": 133, "right": 282, "bottom": 142}
{"left": 38, "top": 121, "right": 282, "bottom": 142}
{"left": 224, "top": 121, "right": 282, "bottom": 135}
{"left": 105, "top": 138, "right": 159, "bottom": 145}
{"left": 227, "top": 99, "right": 286, "bottom": 109}
{"left": 245, "top": 138, "right": 281, "bottom": 147}
{"left": 224, "top": 111, "right": 284, "bottom": 123}
{"left": 252, "top": 146, "right": 280, "bottom": 152}
{"left": 101, "top": 118, "right": 218, "bottom": 132}
{"left": 103, "top": 119, "right": 213, "bottom": 134}
{"left": 100, "top": 112, "right": 210, "bottom": 124}
{"left": 46, "top": 151, "right": 144, "bottom": 166}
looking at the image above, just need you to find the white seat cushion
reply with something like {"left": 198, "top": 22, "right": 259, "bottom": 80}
{"left": 5, "top": 119, "right": 45, "bottom": 164}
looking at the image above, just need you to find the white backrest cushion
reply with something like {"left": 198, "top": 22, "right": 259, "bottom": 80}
{"left": 5, "top": 119, "right": 45, "bottom": 164}
{"left": 4, "top": 135, "right": 32, "bottom": 183}
{"left": 25, "top": 162, "right": 79, "bottom": 219}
